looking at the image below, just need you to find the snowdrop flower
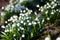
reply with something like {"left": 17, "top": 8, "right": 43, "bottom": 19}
{"left": 26, "top": 17, "right": 29, "bottom": 19}
{"left": 45, "top": 37, "right": 50, "bottom": 40}
{"left": 41, "top": 9, "right": 44, "bottom": 12}
{"left": 5, "top": 21, "right": 8, "bottom": 24}
{"left": 10, "top": 29, "right": 12, "bottom": 32}
{"left": 5, "top": 30, "right": 9, "bottom": 32}
{"left": 12, "top": 23, "right": 16, "bottom": 27}
{"left": 8, "top": 19, "right": 11, "bottom": 21}
{"left": 51, "top": 1, "right": 55, "bottom": 5}
{"left": 56, "top": 37, "right": 60, "bottom": 40}
{"left": 47, "top": 3, "right": 49, "bottom": 5}
{"left": 34, "top": 22, "right": 37, "bottom": 25}
{"left": 27, "top": 20, "right": 30, "bottom": 22}
{"left": 17, "top": 23, "right": 20, "bottom": 26}
{"left": 35, "top": 17, "right": 39, "bottom": 21}
{"left": 42, "top": 19, "right": 44, "bottom": 23}
{"left": 51, "top": 11, "right": 54, "bottom": 14}
{"left": 39, "top": 8, "right": 41, "bottom": 11}
{"left": 54, "top": 4, "right": 57, "bottom": 7}
{"left": 56, "top": 9, "right": 59, "bottom": 11}
{"left": 54, "top": 0, "right": 56, "bottom": 2}
{"left": 18, "top": 28, "right": 20, "bottom": 31}
{"left": 2, "top": 7, "right": 4, "bottom": 10}
{"left": 13, "top": 34, "right": 16, "bottom": 37}
{"left": 45, "top": 11, "right": 48, "bottom": 14}
{"left": 20, "top": 37, "right": 22, "bottom": 40}
{"left": 10, "top": 17, "right": 14, "bottom": 21}
{"left": 1, "top": 25, "right": 5, "bottom": 28}
{"left": 20, "top": 14, "right": 25, "bottom": 16}
{"left": 22, "top": 34, "right": 25, "bottom": 37}
{"left": 23, "top": 10, "right": 26, "bottom": 13}
{"left": 47, "top": 17, "right": 50, "bottom": 20}
{"left": 20, "top": 21, "right": 23, "bottom": 23}
{"left": 44, "top": 5, "right": 47, "bottom": 8}
{"left": 24, "top": 23, "right": 26, "bottom": 25}
{"left": 20, "top": 0, "right": 24, "bottom": 3}
{"left": 38, "top": 21, "right": 40, "bottom": 24}
{"left": 36, "top": 5, "right": 40, "bottom": 7}
{"left": 32, "top": 21, "right": 36, "bottom": 25}
{"left": 48, "top": 5, "right": 51, "bottom": 8}
{"left": 13, "top": 15, "right": 18, "bottom": 19}
{"left": 34, "top": 12, "right": 37, "bottom": 15}
{"left": 29, "top": 10, "right": 32, "bottom": 13}
{"left": 20, "top": 10, "right": 22, "bottom": 13}
{"left": 28, "top": 23, "right": 32, "bottom": 25}
{"left": 20, "top": 27, "right": 24, "bottom": 30}
{"left": 26, "top": 8, "right": 28, "bottom": 10}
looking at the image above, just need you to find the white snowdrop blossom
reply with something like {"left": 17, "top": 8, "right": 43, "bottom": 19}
{"left": 47, "top": 3, "right": 49, "bottom": 5}
{"left": 20, "top": 10, "right": 23, "bottom": 13}
{"left": 10, "top": 29, "right": 12, "bottom": 32}
{"left": 41, "top": 8, "right": 44, "bottom": 12}
{"left": 18, "top": 28, "right": 20, "bottom": 31}
{"left": 39, "top": 8, "right": 41, "bottom": 11}
{"left": 24, "top": 23, "right": 26, "bottom": 25}
{"left": 45, "top": 37, "right": 50, "bottom": 40}
{"left": 34, "top": 12, "right": 37, "bottom": 15}
{"left": 56, "top": 9, "right": 59, "bottom": 11}
{"left": 2, "top": 7, "right": 4, "bottom": 10}
{"left": 35, "top": 17, "right": 39, "bottom": 21}
{"left": 54, "top": 0, "right": 56, "bottom": 2}
{"left": 26, "top": 8, "right": 28, "bottom": 10}
{"left": 56, "top": 37, "right": 60, "bottom": 40}
{"left": 27, "top": 20, "right": 30, "bottom": 22}
{"left": 10, "top": 17, "right": 14, "bottom": 21}
{"left": 45, "top": 11, "right": 48, "bottom": 14}
{"left": 20, "top": 0, "right": 24, "bottom": 3}
{"left": 13, "top": 34, "right": 16, "bottom": 37}
{"left": 32, "top": 21, "right": 36, "bottom": 25}
{"left": 22, "top": 34, "right": 25, "bottom": 37}
{"left": 51, "top": 1, "right": 55, "bottom": 5}
{"left": 51, "top": 12, "right": 54, "bottom": 14}
{"left": 20, "top": 27, "right": 24, "bottom": 30}
{"left": 13, "top": 15, "right": 18, "bottom": 19}
{"left": 8, "top": 19, "right": 12, "bottom": 21}
{"left": 42, "top": 19, "right": 44, "bottom": 23}
{"left": 36, "top": 5, "right": 40, "bottom": 7}
{"left": 47, "top": 17, "right": 50, "bottom": 20}
{"left": 5, "top": 21, "right": 8, "bottom": 24}
{"left": 38, "top": 22, "right": 40, "bottom": 24}
{"left": 21, "top": 21, "right": 23, "bottom": 23}
{"left": 34, "top": 22, "right": 37, "bottom": 24}
{"left": 5, "top": 30, "right": 9, "bottom": 32}
{"left": 17, "top": 23, "right": 20, "bottom": 26}
{"left": 12, "top": 23, "right": 16, "bottom": 27}
{"left": 1, "top": 25, "right": 5, "bottom": 28}
{"left": 28, "top": 23, "right": 32, "bottom": 25}
{"left": 23, "top": 10, "right": 26, "bottom": 13}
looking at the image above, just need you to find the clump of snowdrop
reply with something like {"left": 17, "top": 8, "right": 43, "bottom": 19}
{"left": 1, "top": 0, "right": 60, "bottom": 40}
